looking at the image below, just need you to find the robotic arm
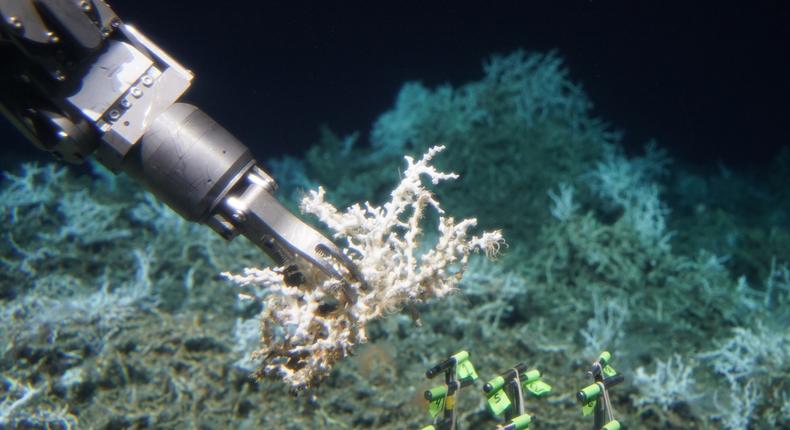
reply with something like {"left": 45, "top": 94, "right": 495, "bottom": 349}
{"left": 0, "top": 0, "right": 361, "bottom": 287}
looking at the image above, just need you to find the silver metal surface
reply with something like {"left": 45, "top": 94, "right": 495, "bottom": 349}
{"left": 222, "top": 168, "right": 349, "bottom": 281}
{"left": 1, "top": 3, "right": 361, "bottom": 289}
{"left": 0, "top": 1, "right": 50, "bottom": 43}
{"left": 99, "top": 65, "right": 192, "bottom": 166}
{"left": 66, "top": 40, "right": 152, "bottom": 121}
{"left": 125, "top": 103, "right": 254, "bottom": 221}
{"left": 93, "top": 24, "right": 194, "bottom": 168}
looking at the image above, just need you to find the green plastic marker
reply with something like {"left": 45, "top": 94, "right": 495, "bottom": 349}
{"left": 578, "top": 351, "right": 626, "bottom": 429}
{"left": 485, "top": 386, "right": 512, "bottom": 416}
{"left": 424, "top": 351, "right": 478, "bottom": 430}
{"left": 483, "top": 364, "right": 528, "bottom": 393}
{"left": 484, "top": 364, "right": 553, "bottom": 418}
{"left": 484, "top": 375, "right": 507, "bottom": 394}
{"left": 453, "top": 350, "right": 470, "bottom": 363}
{"left": 521, "top": 369, "right": 540, "bottom": 384}
{"left": 595, "top": 351, "right": 618, "bottom": 379}
{"left": 426, "top": 350, "right": 472, "bottom": 379}
{"left": 425, "top": 385, "right": 447, "bottom": 418}
{"left": 499, "top": 413, "right": 535, "bottom": 430}
{"left": 578, "top": 382, "right": 602, "bottom": 416}
{"left": 521, "top": 369, "right": 552, "bottom": 398}
{"left": 577, "top": 382, "right": 602, "bottom": 404}
{"left": 425, "top": 385, "right": 448, "bottom": 401}
{"left": 598, "top": 351, "right": 612, "bottom": 366}
{"left": 456, "top": 358, "right": 478, "bottom": 383}
{"left": 484, "top": 365, "right": 551, "bottom": 397}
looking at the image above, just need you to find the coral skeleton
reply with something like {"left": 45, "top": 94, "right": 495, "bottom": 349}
{"left": 224, "top": 146, "right": 503, "bottom": 387}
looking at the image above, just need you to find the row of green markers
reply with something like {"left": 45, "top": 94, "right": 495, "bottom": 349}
{"left": 420, "top": 350, "right": 624, "bottom": 430}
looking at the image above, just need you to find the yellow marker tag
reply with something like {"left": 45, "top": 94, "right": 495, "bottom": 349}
{"left": 582, "top": 400, "right": 596, "bottom": 416}
{"left": 486, "top": 389, "right": 512, "bottom": 416}
{"left": 445, "top": 394, "right": 456, "bottom": 410}
{"left": 603, "top": 365, "right": 617, "bottom": 378}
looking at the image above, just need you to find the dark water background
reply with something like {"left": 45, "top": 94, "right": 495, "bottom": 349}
{"left": 3, "top": 1, "right": 789, "bottom": 167}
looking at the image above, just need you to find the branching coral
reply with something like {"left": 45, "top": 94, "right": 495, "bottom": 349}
{"left": 632, "top": 354, "right": 699, "bottom": 411}
{"left": 223, "top": 146, "right": 504, "bottom": 388}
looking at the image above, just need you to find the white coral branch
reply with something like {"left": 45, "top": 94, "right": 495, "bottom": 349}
{"left": 224, "top": 145, "right": 504, "bottom": 387}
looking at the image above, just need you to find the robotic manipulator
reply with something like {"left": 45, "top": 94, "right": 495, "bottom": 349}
{"left": 0, "top": 0, "right": 363, "bottom": 287}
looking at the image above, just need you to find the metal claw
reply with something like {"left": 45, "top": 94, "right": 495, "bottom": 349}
{"left": 315, "top": 243, "right": 370, "bottom": 292}
{"left": 221, "top": 166, "right": 367, "bottom": 299}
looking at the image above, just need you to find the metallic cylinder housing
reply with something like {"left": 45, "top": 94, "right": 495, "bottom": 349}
{"left": 124, "top": 102, "right": 254, "bottom": 221}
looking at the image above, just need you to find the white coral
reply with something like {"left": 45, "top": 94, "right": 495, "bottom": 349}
{"left": 587, "top": 143, "right": 673, "bottom": 251}
{"left": 547, "top": 182, "right": 578, "bottom": 222}
{"left": 223, "top": 146, "right": 504, "bottom": 387}
{"left": 633, "top": 354, "right": 699, "bottom": 410}
{"left": 699, "top": 322, "right": 789, "bottom": 428}
{"left": 579, "top": 294, "right": 629, "bottom": 357}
